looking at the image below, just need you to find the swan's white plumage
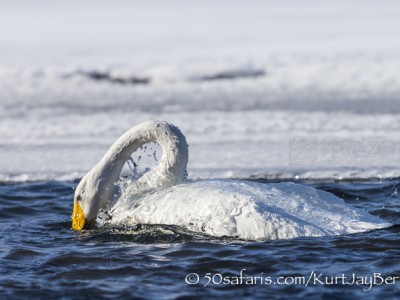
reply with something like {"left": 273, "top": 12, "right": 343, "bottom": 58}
{"left": 106, "top": 179, "right": 391, "bottom": 240}
{"left": 74, "top": 120, "right": 391, "bottom": 240}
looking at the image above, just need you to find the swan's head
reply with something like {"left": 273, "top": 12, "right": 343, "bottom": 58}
{"left": 71, "top": 120, "right": 189, "bottom": 230}
{"left": 72, "top": 166, "right": 115, "bottom": 230}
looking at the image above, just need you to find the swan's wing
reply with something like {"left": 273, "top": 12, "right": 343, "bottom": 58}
{"left": 106, "top": 180, "right": 391, "bottom": 240}
{"left": 253, "top": 182, "right": 391, "bottom": 235}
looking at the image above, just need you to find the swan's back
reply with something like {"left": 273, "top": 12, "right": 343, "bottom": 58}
{"left": 106, "top": 180, "right": 391, "bottom": 240}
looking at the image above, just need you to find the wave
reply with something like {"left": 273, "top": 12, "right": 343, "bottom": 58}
{"left": 0, "top": 172, "right": 84, "bottom": 183}
{"left": 3, "top": 167, "right": 400, "bottom": 184}
{"left": 2, "top": 168, "right": 400, "bottom": 184}
{"left": 248, "top": 168, "right": 400, "bottom": 182}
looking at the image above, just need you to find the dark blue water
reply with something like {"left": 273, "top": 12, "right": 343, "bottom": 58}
{"left": 0, "top": 179, "right": 399, "bottom": 299}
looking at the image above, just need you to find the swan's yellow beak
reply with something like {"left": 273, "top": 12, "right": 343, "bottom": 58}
{"left": 72, "top": 201, "right": 87, "bottom": 230}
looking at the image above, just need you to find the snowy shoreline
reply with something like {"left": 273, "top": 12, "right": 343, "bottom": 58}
{"left": 1, "top": 0, "right": 400, "bottom": 182}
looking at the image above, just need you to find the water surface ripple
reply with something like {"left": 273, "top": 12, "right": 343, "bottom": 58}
{"left": 0, "top": 179, "right": 399, "bottom": 299}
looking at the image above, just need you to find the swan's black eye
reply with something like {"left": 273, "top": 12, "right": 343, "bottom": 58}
{"left": 76, "top": 195, "right": 82, "bottom": 201}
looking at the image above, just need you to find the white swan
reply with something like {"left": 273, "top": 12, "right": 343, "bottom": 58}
{"left": 72, "top": 120, "right": 391, "bottom": 240}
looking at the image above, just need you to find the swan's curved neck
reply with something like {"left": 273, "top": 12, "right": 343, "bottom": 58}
{"left": 92, "top": 121, "right": 188, "bottom": 210}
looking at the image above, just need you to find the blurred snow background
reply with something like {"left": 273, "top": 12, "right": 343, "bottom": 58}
{"left": 1, "top": 0, "right": 400, "bottom": 181}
